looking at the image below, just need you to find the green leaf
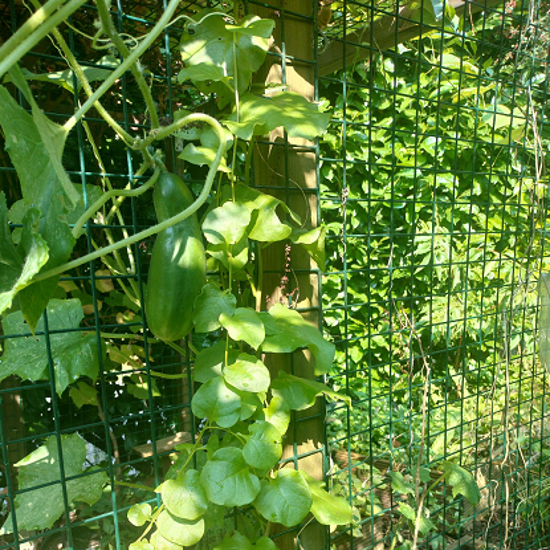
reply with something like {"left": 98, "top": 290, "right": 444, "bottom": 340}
{"left": 194, "top": 341, "right": 239, "bottom": 383}
{"left": 7, "top": 66, "right": 79, "bottom": 207}
{"left": 248, "top": 194, "right": 293, "bottom": 243}
{"left": 0, "top": 434, "right": 108, "bottom": 533}
{"left": 264, "top": 396, "right": 290, "bottom": 435}
{"left": 69, "top": 381, "right": 98, "bottom": 408}
{"left": 397, "top": 502, "right": 416, "bottom": 521}
{"left": 179, "top": 143, "right": 230, "bottom": 173}
{"left": 200, "top": 447, "right": 261, "bottom": 507}
{"left": 254, "top": 469, "right": 312, "bottom": 527}
{"left": 271, "top": 371, "right": 351, "bottom": 411}
{"left": 0, "top": 192, "right": 49, "bottom": 315}
{"left": 302, "top": 472, "right": 353, "bottom": 526}
{"left": 260, "top": 304, "right": 335, "bottom": 374}
{"left": 191, "top": 376, "right": 241, "bottom": 428}
{"left": 388, "top": 471, "right": 416, "bottom": 495}
{"left": 254, "top": 538, "right": 278, "bottom": 550}
{"left": 397, "top": 503, "right": 435, "bottom": 536}
{"left": 229, "top": 184, "right": 302, "bottom": 235}
{"left": 179, "top": 12, "right": 274, "bottom": 106}
{"left": 150, "top": 530, "right": 184, "bottom": 550}
{"left": 161, "top": 469, "right": 208, "bottom": 520}
{"left": 126, "top": 374, "right": 161, "bottom": 400}
{"left": 290, "top": 226, "right": 326, "bottom": 270}
{"left": 214, "top": 532, "right": 254, "bottom": 550}
{"left": 224, "top": 354, "right": 270, "bottom": 393}
{"left": 129, "top": 542, "right": 155, "bottom": 550}
{"left": 157, "top": 509, "right": 205, "bottom": 547}
{"left": 0, "top": 299, "right": 103, "bottom": 395}
{"left": 239, "top": 390, "right": 263, "bottom": 421}
{"left": 127, "top": 503, "right": 152, "bottom": 527}
{"left": 207, "top": 236, "right": 249, "bottom": 271}
{"left": 193, "top": 284, "right": 237, "bottom": 333}
{"left": 5, "top": 56, "right": 118, "bottom": 94}
{"left": 0, "top": 84, "right": 76, "bottom": 330}
{"left": 219, "top": 308, "right": 265, "bottom": 350}
{"left": 213, "top": 533, "right": 277, "bottom": 550}
{"left": 442, "top": 461, "right": 481, "bottom": 505}
{"left": 243, "top": 421, "right": 282, "bottom": 471}
{"left": 224, "top": 92, "right": 331, "bottom": 140}
{"left": 203, "top": 202, "right": 251, "bottom": 245}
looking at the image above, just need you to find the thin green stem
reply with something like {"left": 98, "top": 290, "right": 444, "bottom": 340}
{"left": 230, "top": 137, "right": 238, "bottom": 201}
{"left": 175, "top": 424, "right": 210, "bottom": 477}
{"left": 30, "top": 6, "right": 134, "bottom": 145}
{"left": 136, "top": 503, "right": 164, "bottom": 543}
{"left": 0, "top": 0, "right": 87, "bottom": 79}
{"left": 0, "top": 0, "right": 65, "bottom": 59}
{"left": 104, "top": 160, "right": 153, "bottom": 226}
{"left": 256, "top": 243, "right": 264, "bottom": 312}
{"left": 65, "top": 0, "right": 182, "bottom": 132}
{"left": 33, "top": 114, "right": 225, "bottom": 282}
{"left": 72, "top": 168, "right": 160, "bottom": 238}
{"left": 114, "top": 480, "right": 155, "bottom": 492}
{"left": 95, "top": 0, "right": 160, "bottom": 129}
{"left": 79, "top": 119, "right": 142, "bottom": 301}
{"left": 166, "top": 340, "right": 190, "bottom": 356}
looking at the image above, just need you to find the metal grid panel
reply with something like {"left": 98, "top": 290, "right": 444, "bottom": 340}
{"left": 320, "top": 1, "right": 550, "bottom": 549}
{"left": 0, "top": 1, "right": 549, "bottom": 549}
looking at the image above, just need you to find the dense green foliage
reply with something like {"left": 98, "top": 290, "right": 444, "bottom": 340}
{"left": 319, "top": 1, "right": 550, "bottom": 547}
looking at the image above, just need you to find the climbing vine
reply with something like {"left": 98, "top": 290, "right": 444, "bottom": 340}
{"left": 0, "top": 3, "right": 354, "bottom": 549}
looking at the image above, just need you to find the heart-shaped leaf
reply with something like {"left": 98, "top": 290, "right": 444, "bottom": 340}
{"left": 157, "top": 510, "right": 205, "bottom": 547}
{"left": 224, "top": 354, "right": 270, "bottom": 393}
{"left": 254, "top": 469, "right": 312, "bottom": 527}
{"left": 219, "top": 308, "right": 265, "bottom": 350}
{"left": 200, "top": 448, "right": 260, "bottom": 507}
{"left": 194, "top": 284, "right": 237, "bottom": 333}
{"left": 191, "top": 376, "right": 241, "bottom": 428}
{"left": 161, "top": 469, "right": 208, "bottom": 520}
{"left": 243, "top": 421, "right": 282, "bottom": 471}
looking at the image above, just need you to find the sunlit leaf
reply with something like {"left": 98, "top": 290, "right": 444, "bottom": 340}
{"left": 0, "top": 434, "right": 107, "bottom": 534}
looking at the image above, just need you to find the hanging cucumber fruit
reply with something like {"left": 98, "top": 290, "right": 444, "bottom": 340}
{"left": 145, "top": 171, "right": 205, "bottom": 341}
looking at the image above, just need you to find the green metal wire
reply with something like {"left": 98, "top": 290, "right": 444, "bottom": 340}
{"left": 1, "top": 0, "right": 550, "bottom": 549}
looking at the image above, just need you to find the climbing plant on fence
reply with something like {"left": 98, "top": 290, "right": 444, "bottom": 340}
{"left": 0, "top": 3, "right": 361, "bottom": 548}
{"left": 319, "top": 0, "right": 550, "bottom": 548}
{"left": 0, "top": 0, "right": 535, "bottom": 549}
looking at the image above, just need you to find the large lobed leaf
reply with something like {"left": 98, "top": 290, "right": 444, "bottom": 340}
{"left": 0, "top": 193, "right": 48, "bottom": 315}
{"left": 0, "top": 299, "right": 103, "bottom": 395}
{"left": 0, "top": 84, "right": 76, "bottom": 330}
{"left": 261, "top": 304, "right": 335, "bottom": 375}
{"left": 179, "top": 11, "right": 274, "bottom": 107}
{"left": 224, "top": 92, "right": 331, "bottom": 141}
{"left": 0, "top": 434, "right": 108, "bottom": 534}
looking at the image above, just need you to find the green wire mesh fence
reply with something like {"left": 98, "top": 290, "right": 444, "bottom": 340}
{"left": 0, "top": 0, "right": 549, "bottom": 549}
{"left": 320, "top": 1, "right": 550, "bottom": 549}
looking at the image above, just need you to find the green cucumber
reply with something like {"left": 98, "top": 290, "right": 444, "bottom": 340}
{"left": 145, "top": 172, "right": 205, "bottom": 341}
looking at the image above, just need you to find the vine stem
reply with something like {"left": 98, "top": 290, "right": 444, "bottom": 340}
{"left": 35, "top": 13, "right": 134, "bottom": 145}
{"left": 33, "top": 113, "right": 225, "bottom": 282}
{"left": 71, "top": 167, "right": 160, "bottom": 238}
{"left": 64, "top": 0, "right": 182, "bottom": 132}
{"left": 0, "top": 0, "right": 87, "bottom": 79}
{"left": 95, "top": 0, "right": 160, "bottom": 129}
{"left": 114, "top": 480, "right": 156, "bottom": 492}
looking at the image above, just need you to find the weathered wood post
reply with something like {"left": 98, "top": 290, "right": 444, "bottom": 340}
{"left": 251, "top": 2, "right": 326, "bottom": 548}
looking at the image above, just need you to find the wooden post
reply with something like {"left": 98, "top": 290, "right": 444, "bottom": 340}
{"left": 251, "top": 2, "right": 326, "bottom": 549}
